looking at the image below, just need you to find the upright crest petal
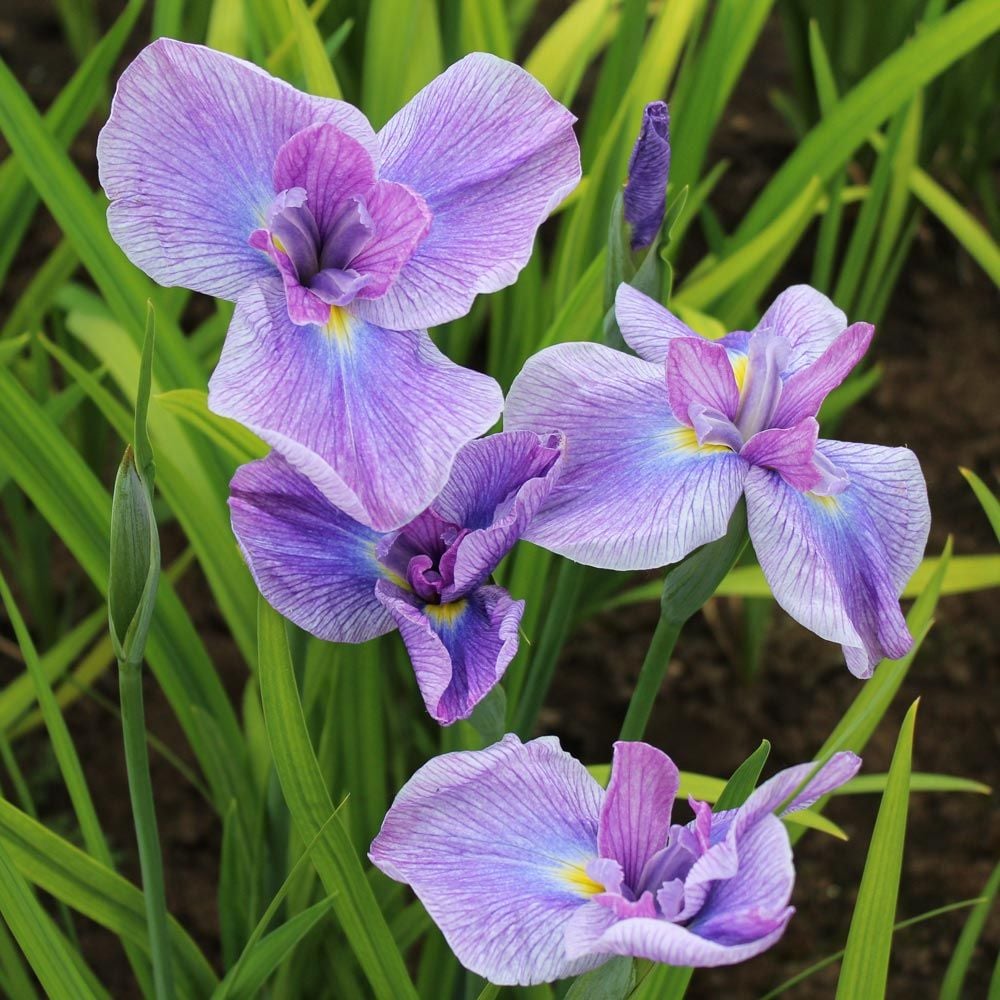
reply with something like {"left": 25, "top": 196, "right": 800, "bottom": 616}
{"left": 598, "top": 743, "right": 680, "bottom": 890}
{"left": 98, "top": 39, "right": 375, "bottom": 299}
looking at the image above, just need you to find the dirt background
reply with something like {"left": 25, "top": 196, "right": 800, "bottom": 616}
{"left": 0, "top": 3, "right": 997, "bottom": 998}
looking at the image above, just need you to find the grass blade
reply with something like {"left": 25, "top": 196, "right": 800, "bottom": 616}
{"left": 959, "top": 467, "right": 1000, "bottom": 541}
{"left": 0, "top": 366, "right": 243, "bottom": 807}
{"left": 940, "top": 860, "right": 1000, "bottom": 999}
{"left": 835, "top": 699, "right": 919, "bottom": 998}
{"left": 257, "top": 598, "right": 418, "bottom": 1000}
{"left": 733, "top": 0, "right": 1000, "bottom": 245}
{"left": 761, "top": 897, "right": 988, "bottom": 998}
{"left": 0, "top": 840, "right": 101, "bottom": 1000}
{"left": 0, "top": 798, "right": 216, "bottom": 998}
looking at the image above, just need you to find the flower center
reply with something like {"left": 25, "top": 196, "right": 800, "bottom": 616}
{"left": 254, "top": 188, "right": 376, "bottom": 311}
{"left": 380, "top": 510, "right": 470, "bottom": 604}
{"left": 732, "top": 333, "right": 789, "bottom": 440}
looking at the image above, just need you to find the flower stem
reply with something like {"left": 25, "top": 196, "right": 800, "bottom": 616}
{"left": 618, "top": 614, "right": 683, "bottom": 742}
{"left": 118, "top": 659, "right": 175, "bottom": 1000}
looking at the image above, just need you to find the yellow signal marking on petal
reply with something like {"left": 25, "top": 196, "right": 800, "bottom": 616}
{"left": 809, "top": 492, "right": 842, "bottom": 513}
{"left": 326, "top": 305, "right": 352, "bottom": 342}
{"left": 382, "top": 568, "right": 410, "bottom": 590}
{"left": 272, "top": 234, "right": 287, "bottom": 254}
{"left": 667, "top": 426, "right": 731, "bottom": 456}
{"left": 730, "top": 352, "right": 748, "bottom": 392}
{"left": 424, "top": 600, "right": 467, "bottom": 627}
{"left": 559, "top": 862, "right": 604, "bottom": 897}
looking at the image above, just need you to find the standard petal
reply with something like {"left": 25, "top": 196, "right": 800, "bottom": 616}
{"left": 754, "top": 285, "right": 848, "bottom": 374}
{"left": 375, "top": 582, "right": 523, "bottom": 724}
{"left": 597, "top": 743, "right": 680, "bottom": 890}
{"left": 746, "top": 441, "right": 929, "bottom": 676}
{"left": 350, "top": 180, "right": 432, "bottom": 298}
{"left": 97, "top": 39, "right": 375, "bottom": 299}
{"left": 505, "top": 343, "right": 748, "bottom": 570}
{"left": 614, "top": 284, "right": 698, "bottom": 364}
{"left": 208, "top": 278, "right": 504, "bottom": 532}
{"left": 271, "top": 123, "right": 376, "bottom": 232}
{"left": 665, "top": 337, "right": 740, "bottom": 424}
{"left": 569, "top": 908, "right": 790, "bottom": 967}
{"left": 734, "top": 752, "right": 863, "bottom": 831}
{"left": 358, "top": 53, "right": 581, "bottom": 329}
{"left": 369, "top": 734, "right": 606, "bottom": 985}
{"left": 740, "top": 418, "right": 824, "bottom": 492}
{"left": 432, "top": 431, "right": 564, "bottom": 600}
{"left": 229, "top": 454, "right": 391, "bottom": 642}
{"left": 772, "top": 323, "right": 874, "bottom": 426}
{"left": 686, "top": 815, "right": 795, "bottom": 947}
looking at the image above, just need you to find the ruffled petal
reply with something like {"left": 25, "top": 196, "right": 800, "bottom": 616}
{"left": 745, "top": 441, "right": 928, "bottom": 676}
{"left": 350, "top": 180, "right": 432, "bottom": 298}
{"left": 370, "top": 734, "right": 606, "bottom": 985}
{"left": 97, "top": 39, "right": 375, "bottom": 299}
{"left": 375, "top": 582, "right": 523, "bottom": 725}
{"left": 358, "top": 53, "right": 581, "bottom": 329}
{"left": 754, "top": 285, "right": 848, "bottom": 375}
{"left": 228, "top": 454, "right": 391, "bottom": 642}
{"left": 597, "top": 743, "right": 679, "bottom": 890}
{"left": 568, "top": 909, "right": 791, "bottom": 968}
{"left": 740, "top": 418, "right": 824, "bottom": 492}
{"left": 208, "top": 278, "right": 503, "bottom": 532}
{"left": 432, "top": 431, "right": 563, "bottom": 600}
{"left": 272, "top": 123, "right": 376, "bottom": 232}
{"left": 686, "top": 815, "right": 794, "bottom": 946}
{"left": 734, "top": 752, "right": 863, "bottom": 831}
{"left": 665, "top": 337, "right": 740, "bottom": 424}
{"left": 505, "top": 343, "right": 748, "bottom": 570}
{"left": 614, "top": 284, "right": 698, "bottom": 363}
{"left": 772, "top": 323, "right": 874, "bottom": 426}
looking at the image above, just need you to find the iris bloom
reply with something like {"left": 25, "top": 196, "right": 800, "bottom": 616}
{"left": 229, "top": 431, "right": 561, "bottom": 724}
{"left": 98, "top": 40, "right": 580, "bottom": 530}
{"left": 506, "top": 284, "right": 930, "bottom": 676}
{"left": 371, "top": 734, "right": 860, "bottom": 985}
{"left": 623, "top": 101, "right": 671, "bottom": 250}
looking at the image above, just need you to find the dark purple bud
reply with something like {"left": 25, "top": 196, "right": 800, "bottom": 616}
{"left": 623, "top": 101, "right": 671, "bottom": 251}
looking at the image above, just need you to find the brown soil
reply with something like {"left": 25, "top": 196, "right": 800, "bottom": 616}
{"left": 0, "top": 5, "right": 997, "bottom": 1000}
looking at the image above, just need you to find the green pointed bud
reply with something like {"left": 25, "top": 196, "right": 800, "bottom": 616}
{"left": 108, "top": 445, "right": 160, "bottom": 665}
{"left": 660, "top": 498, "right": 748, "bottom": 625}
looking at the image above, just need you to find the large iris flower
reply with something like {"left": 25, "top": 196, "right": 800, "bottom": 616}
{"left": 506, "top": 284, "right": 930, "bottom": 677}
{"left": 229, "top": 431, "right": 562, "bottom": 724}
{"left": 371, "top": 734, "right": 860, "bottom": 985}
{"left": 98, "top": 40, "right": 580, "bottom": 530}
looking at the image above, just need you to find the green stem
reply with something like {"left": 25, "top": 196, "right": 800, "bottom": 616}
{"left": 618, "top": 614, "right": 683, "bottom": 742}
{"left": 119, "top": 660, "right": 175, "bottom": 1000}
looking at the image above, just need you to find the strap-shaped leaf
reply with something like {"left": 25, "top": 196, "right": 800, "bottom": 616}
{"left": 257, "top": 598, "right": 418, "bottom": 1000}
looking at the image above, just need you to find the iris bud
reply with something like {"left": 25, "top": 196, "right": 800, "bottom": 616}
{"left": 623, "top": 101, "right": 671, "bottom": 251}
{"left": 108, "top": 446, "right": 160, "bottom": 665}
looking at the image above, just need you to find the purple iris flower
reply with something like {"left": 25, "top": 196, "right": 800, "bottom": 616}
{"left": 624, "top": 101, "right": 671, "bottom": 251}
{"left": 229, "top": 431, "right": 562, "bottom": 724}
{"left": 370, "top": 734, "right": 860, "bottom": 985}
{"left": 97, "top": 40, "right": 580, "bottom": 531}
{"left": 505, "top": 284, "right": 931, "bottom": 677}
